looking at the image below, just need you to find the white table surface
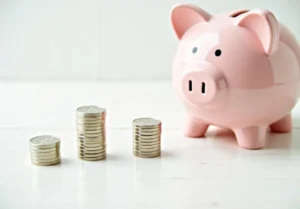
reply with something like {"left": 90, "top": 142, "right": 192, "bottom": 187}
{"left": 0, "top": 81, "right": 300, "bottom": 209}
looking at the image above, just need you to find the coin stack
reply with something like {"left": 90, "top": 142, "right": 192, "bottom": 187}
{"left": 132, "top": 117, "right": 162, "bottom": 158}
{"left": 29, "top": 135, "right": 61, "bottom": 166}
{"left": 76, "top": 105, "right": 106, "bottom": 161}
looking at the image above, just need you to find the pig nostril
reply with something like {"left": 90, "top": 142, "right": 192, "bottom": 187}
{"left": 189, "top": 80, "right": 192, "bottom": 91}
{"left": 201, "top": 82, "right": 206, "bottom": 94}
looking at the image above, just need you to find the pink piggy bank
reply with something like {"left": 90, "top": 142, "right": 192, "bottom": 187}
{"left": 170, "top": 4, "right": 300, "bottom": 149}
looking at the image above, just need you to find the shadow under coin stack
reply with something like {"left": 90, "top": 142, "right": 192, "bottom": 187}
{"left": 29, "top": 135, "right": 61, "bottom": 166}
{"left": 76, "top": 106, "right": 106, "bottom": 161}
{"left": 133, "top": 118, "right": 162, "bottom": 158}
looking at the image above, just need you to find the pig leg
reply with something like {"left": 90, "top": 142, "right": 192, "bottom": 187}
{"left": 269, "top": 114, "right": 292, "bottom": 133}
{"left": 185, "top": 117, "right": 209, "bottom": 137}
{"left": 234, "top": 126, "right": 268, "bottom": 149}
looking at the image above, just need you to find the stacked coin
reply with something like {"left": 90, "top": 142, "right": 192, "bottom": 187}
{"left": 29, "top": 135, "right": 61, "bottom": 166}
{"left": 76, "top": 105, "right": 106, "bottom": 161}
{"left": 133, "top": 117, "right": 162, "bottom": 158}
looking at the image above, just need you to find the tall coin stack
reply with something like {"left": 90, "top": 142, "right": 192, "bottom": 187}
{"left": 29, "top": 135, "right": 61, "bottom": 166}
{"left": 133, "top": 117, "right": 162, "bottom": 158}
{"left": 76, "top": 105, "right": 106, "bottom": 161}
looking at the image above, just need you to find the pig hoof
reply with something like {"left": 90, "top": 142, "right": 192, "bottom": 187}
{"left": 237, "top": 140, "right": 265, "bottom": 150}
{"left": 270, "top": 114, "right": 292, "bottom": 133}
{"left": 234, "top": 126, "right": 268, "bottom": 150}
{"left": 184, "top": 120, "right": 209, "bottom": 138}
{"left": 184, "top": 131, "right": 205, "bottom": 138}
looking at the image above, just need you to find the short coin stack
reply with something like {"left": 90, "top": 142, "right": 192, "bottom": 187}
{"left": 76, "top": 105, "right": 106, "bottom": 161}
{"left": 132, "top": 117, "right": 162, "bottom": 158}
{"left": 29, "top": 135, "right": 61, "bottom": 166}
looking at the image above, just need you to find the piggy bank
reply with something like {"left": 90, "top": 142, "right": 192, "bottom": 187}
{"left": 170, "top": 4, "right": 300, "bottom": 149}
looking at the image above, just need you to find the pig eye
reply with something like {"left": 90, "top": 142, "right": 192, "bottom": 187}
{"left": 215, "top": 49, "right": 222, "bottom": 57}
{"left": 192, "top": 47, "right": 198, "bottom": 54}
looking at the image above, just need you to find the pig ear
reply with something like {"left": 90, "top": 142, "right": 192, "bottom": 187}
{"left": 170, "top": 4, "right": 211, "bottom": 39}
{"left": 235, "top": 9, "right": 279, "bottom": 56}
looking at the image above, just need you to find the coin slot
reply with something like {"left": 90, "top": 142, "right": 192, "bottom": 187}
{"left": 201, "top": 82, "right": 206, "bottom": 94}
{"left": 230, "top": 10, "right": 249, "bottom": 17}
{"left": 189, "top": 80, "right": 192, "bottom": 91}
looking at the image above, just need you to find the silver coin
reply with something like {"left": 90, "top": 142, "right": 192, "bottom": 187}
{"left": 134, "top": 140, "right": 160, "bottom": 145}
{"left": 78, "top": 149, "right": 106, "bottom": 155}
{"left": 77, "top": 106, "right": 106, "bottom": 115}
{"left": 133, "top": 144, "right": 160, "bottom": 149}
{"left": 30, "top": 147, "right": 58, "bottom": 152}
{"left": 133, "top": 117, "right": 161, "bottom": 127}
{"left": 76, "top": 120, "right": 104, "bottom": 124}
{"left": 134, "top": 134, "right": 161, "bottom": 138}
{"left": 76, "top": 128, "right": 106, "bottom": 133}
{"left": 76, "top": 112, "right": 106, "bottom": 118}
{"left": 134, "top": 146, "right": 160, "bottom": 152}
{"left": 76, "top": 126, "right": 105, "bottom": 130}
{"left": 76, "top": 117, "right": 104, "bottom": 123}
{"left": 134, "top": 148, "right": 161, "bottom": 153}
{"left": 133, "top": 126, "right": 161, "bottom": 130}
{"left": 133, "top": 137, "right": 161, "bottom": 142}
{"left": 77, "top": 126, "right": 105, "bottom": 130}
{"left": 75, "top": 117, "right": 105, "bottom": 122}
{"left": 77, "top": 129, "right": 105, "bottom": 134}
{"left": 76, "top": 117, "right": 105, "bottom": 122}
{"left": 31, "top": 156, "right": 60, "bottom": 162}
{"left": 77, "top": 134, "right": 105, "bottom": 139}
{"left": 134, "top": 126, "right": 160, "bottom": 130}
{"left": 134, "top": 129, "right": 161, "bottom": 134}
{"left": 77, "top": 139, "right": 105, "bottom": 144}
{"left": 78, "top": 144, "right": 105, "bottom": 148}
{"left": 76, "top": 122, "right": 104, "bottom": 127}
{"left": 134, "top": 149, "right": 160, "bottom": 154}
{"left": 133, "top": 142, "right": 160, "bottom": 148}
{"left": 78, "top": 136, "right": 105, "bottom": 140}
{"left": 134, "top": 144, "right": 160, "bottom": 150}
{"left": 134, "top": 148, "right": 160, "bottom": 153}
{"left": 133, "top": 131, "right": 161, "bottom": 136}
{"left": 77, "top": 136, "right": 105, "bottom": 140}
{"left": 30, "top": 150, "right": 58, "bottom": 157}
{"left": 133, "top": 153, "right": 160, "bottom": 158}
{"left": 77, "top": 124, "right": 104, "bottom": 128}
{"left": 78, "top": 144, "right": 106, "bottom": 149}
{"left": 76, "top": 116, "right": 105, "bottom": 122}
{"left": 31, "top": 156, "right": 60, "bottom": 163}
{"left": 78, "top": 137, "right": 105, "bottom": 142}
{"left": 78, "top": 143, "right": 106, "bottom": 148}
{"left": 133, "top": 133, "right": 161, "bottom": 138}
{"left": 78, "top": 145, "right": 105, "bottom": 150}
{"left": 133, "top": 139, "right": 160, "bottom": 144}
{"left": 29, "top": 146, "right": 59, "bottom": 152}
{"left": 77, "top": 132, "right": 105, "bottom": 137}
{"left": 133, "top": 151, "right": 160, "bottom": 158}
{"left": 77, "top": 138, "right": 105, "bottom": 143}
{"left": 133, "top": 139, "right": 161, "bottom": 144}
{"left": 132, "top": 138, "right": 161, "bottom": 144}
{"left": 78, "top": 152, "right": 106, "bottom": 158}
{"left": 30, "top": 135, "right": 60, "bottom": 148}
{"left": 78, "top": 140, "right": 105, "bottom": 145}
{"left": 78, "top": 152, "right": 106, "bottom": 157}
{"left": 78, "top": 153, "right": 106, "bottom": 159}
{"left": 78, "top": 155, "right": 106, "bottom": 161}
{"left": 31, "top": 159, "right": 61, "bottom": 166}
{"left": 77, "top": 136, "right": 105, "bottom": 141}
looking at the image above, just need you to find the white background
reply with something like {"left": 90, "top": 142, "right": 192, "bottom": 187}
{"left": 0, "top": 0, "right": 299, "bottom": 80}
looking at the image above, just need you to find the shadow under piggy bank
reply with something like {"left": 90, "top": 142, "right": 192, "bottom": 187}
{"left": 205, "top": 126, "right": 295, "bottom": 150}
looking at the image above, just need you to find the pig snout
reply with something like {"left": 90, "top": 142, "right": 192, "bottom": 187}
{"left": 181, "top": 68, "right": 227, "bottom": 105}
